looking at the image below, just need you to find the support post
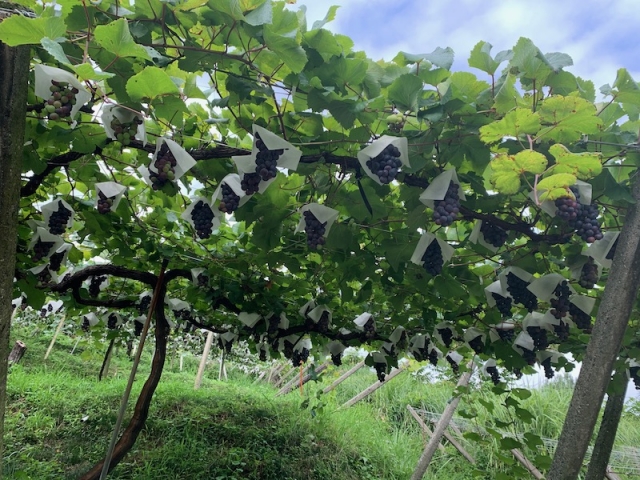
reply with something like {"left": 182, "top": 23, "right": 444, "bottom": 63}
{"left": 406, "top": 405, "right": 446, "bottom": 453}
{"left": 277, "top": 362, "right": 329, "bottom": 396}
{"left": 341, "top": 366, "right": 406, "bottom": 408}
{"left": 322, "top": 360, "right": 365, "bottom": 393}
{"left": 194, "top": 331, "right": 214, "bottom": 389}
{"left": 44, "top": 316, "right": 66, "bottom": 360}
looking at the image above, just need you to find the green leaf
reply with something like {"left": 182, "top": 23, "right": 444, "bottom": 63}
{"left": 0, "top": 15, "right": 66, "bottom": 46}
{"left": 263, "top": 30, "right": 307, "bottom": 73}
{"left": 424, "top": 46, "right": 455, "bottom": 70}
{"left": 93, "top": 18, "right": 151, "bottom": 60}
{"left": 479, "top": 108, "right": 541, "bottom": 143}
{"left": 537, "top": 173, "right": 576, "bottom": 194}
{"left": 493, "top": 73, "right": 521, "bottom": 114}
{"left": 549, "top": 144, "right": 603, "bottom": 180}
{"left": 543, "top": 52, "right": 573, "bottom": 72}
{"left": 304, "top": 29, "right": 343, "bottom": 62}
{"left": 210, "top": 0, "right": 246, "bottom": 20}
{"left": 488, "top": 151, "right": 548, "bottom": 195}
{"left": 468, "top": 41, "right": 499, "bottom": 75}
{"left": 513, "top": 150, "right": 548, "bottom": 174}
{"left": 612, "top": 68, "right": 640, "bottom": 106}
{"left": 537, "top": 95, "right": 603, "bottom": 143}
{"left": 510, "top": 388, "right": 532, "bottom": 400}
{"left": 509, "top": 37, "right": 552, "bottom": 84}
{"left": 72, "top": 63, "right": 115, "bottom": 81}
{"left": 327, "top": 99, "right": 359, "bottom": 129}
{"left": 311, "top": 5, "right": 340, "bottom": 30}
{"left": 499, "top": 436, "right": 522, "bottom": 450}
{"left": 388, "top": 74, "right": 423, "bottom": 112}
{"left": 126, "top": 67, "right": 180, "bottom": 100}
{"left": 244, "top": 0, "right": 272, "bottom": 26}
{"left": 40, "top": 38, "right": 70, "bottom": 65}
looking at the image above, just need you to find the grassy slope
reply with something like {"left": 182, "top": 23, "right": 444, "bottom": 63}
{"left": 4, "top": 327, "right": 640, "bottom": 479}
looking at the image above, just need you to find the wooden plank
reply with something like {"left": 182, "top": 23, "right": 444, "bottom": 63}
{"left": 322, "top": 360, "right": 365, "bottom": 394}
{"left": 428, "top": 419, "right": 475, "bottom": 464}
{"left": 194, "top": 331, "right": 214, "bottom": 389}
{"left": 277, "top": 363, "right": 329, "bottom": 396}
{"left": 511, "top": 448, "right": 544, "bottom": 480}
{"left": 406, "top": 405, "right": 445, "bottom": 453}
{"left": 341, "top": 366, "right": 406, "bottom": 408}
{"left": 44, "top": 315, "right": 65, "bottom": 360}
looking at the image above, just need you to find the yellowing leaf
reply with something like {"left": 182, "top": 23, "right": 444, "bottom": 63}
{"left": 537, "top": 95, "right": 603, "bottom": 143}
{"left": 479, "top": 108, "right": 541, "bottom": 144}
{"left": 513, "top": 150, "right": 547, "bottom": 174}
{"left": 549, "top": 144, "right": 603, "bottom": 180}
{"left": 537, "top": 173, "right": 576, "bottom": 192}
{"left": 489, "top": 153, "right": 521, "bottom": 194}
{"left": 539, "top": 186, "right": 574, "bottom": 202}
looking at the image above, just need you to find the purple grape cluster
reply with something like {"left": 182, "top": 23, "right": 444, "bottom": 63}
{"left": 421, "top": 240, "right": 444, "bottom": 276}
{"left": 554, "top": 188, "right": 603, "bottom": 243}
{"left": 433, "top": 181, "right": 460, "bottom": 226}
{"left": 89, "top": 276, "right": 106, "bottom": 297}
{"left": 33, "top": 240, "right": 54, "bottom": 262}
{"left": 569, "top": 303, "right": 591, "bottom": 332}
{"left": 374, "top": 362, "right": 386, "bottom": 382}
{"left": 428, "top": 348, "right": 439, "bottom": 366}
{"left": 281, "top": 338, "right": 295, "bottom": 359}
{"left": 506, "top": 273, "right": 538, "bottom": 312}
{"left": 196, "top": 273, "right": 209, "bottom": 287}
{"left": 550, "top": 280, "right": 571, "bottom": 319}
{"left": 437, "top": 326, "right": 453, "bottom": 348}
{"left": 541, "top": 357, "right": 555, "bottom": 379}
{"left": 107, "top": 313, "right": 119, "bottom": 330}
{"left": 630, "top": 366, "right": 640, "bottom": 390}
{"left": 303, "top": 210, "right": 327, "bottom": 249}
{"left": 240, "top": 172, "right": 261, "bottom": 195}
{"left": 149, "top": 146, "right": 177, "bottom": 190}
{"left": 520, "top": 347, "right": 537, "bottom": 366}
{"left": 366, "top": 144, "right": 402, "bottom": 184}
{"left": 48, "top": 202, "right": 72, "bottom": 235}
{"left": 43, "top": 80, "right": 78, "bottom": 121}
{"left": 98, "top": 192, "right": 115, "bottom": 214}
{"left": 138, "top": 295, "right": 151, "bottom": 315}
{"left": 496, "top": 326, "right": 515, "bottom": 343}
{"left": 254, "top": 133, "right": 282, "bottom": 181}
{"left": 445, "top": 354, "right": 459, "bottom": 374}
{"left": 190, "top": 200, "right": 215, "bottom": 239}
{"left": 219, "top": 184, "right": 241, "bottom": 213}
{"left": 486, "top": 365, "right": 501, "bottom": 385}
{"left": 412, "top": 339, "right": 431, "bottom": 362}
{"left": 331, "top": 353, "right": 343, "bottom": 366}
{"left": 579, "top": 257, "right": 598, "bottom": 289}
{"left": 81, "top": 317, "right": 91, "bottom": 333}
{"left": 362, "top": 317, "right": 376, "bottom": 340}
{"left": 291, "top": 348, "right": 310, "bottom": 368}
{"left": 526, "top": 326, "right": 549, "bottom": 350}
{"left": 480, "top": 221, "right": 508, "bottom": 248}
{"left": 492, "top": 293, "right": 512, "bottom": 318}
{"left": 316, "top": 311, "right": 330, "bottom": 334}
{"left": 134, "top": 320, "right": 144, "bottom": 337}
{"left": 553, "top": 320, "right": 570, "bottom": 342}
{"left": 48, "top": 250, "right": 65, "bottom": 272}
{"left": 110, "top": 116, "right": 142, "bottom": 146}
{"left": 468, "top": 335, "right": 485, "bottom": 354}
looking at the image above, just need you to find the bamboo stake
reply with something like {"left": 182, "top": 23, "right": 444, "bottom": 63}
{"left": 428, "top": 419, "right": 475, "bottom": 464}
{"left": 276, "top": 365, "right": 304, "bottom": 391}
{"left": 194, "top": 331, "right": 214, "bottom": 390}
{"left": 322, "top": 360, "right": 365, "bottom": 394}
{"left": 44, "top": 315, "right": 65, "bottom": 360}
{"left": 100, "top": 259, "right": 168, "bottom": 480}
{"left": 218, "top": 349, "right": 226, "bottom": 381}
{"left": 277, "top": 363, "right": 329, "bottom": 396}
{"left": 406, "top": 405, "right": 445, "bottom": 453}
{"left": 341, "top": 366, "right": 406, "bottom": 408}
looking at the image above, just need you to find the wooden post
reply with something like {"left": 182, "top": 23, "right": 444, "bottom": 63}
{"left": 322, "top": 360, "right": 365, "bottom": 393}
{"left": 406, "top": 405, "right": 446, "bottom": 453}
{"left": 277, "top": 362, "right": 329, "bottom": 396}
{"left": 427, "top": 419, "right": 475, "bottom": 464}
{"left": 341, "top": 366, "right": 406, "bottom": 408}
{"left": 7, "top": 341, "right": 26, "bottom": 365}
{"left": 274, "top": 365, "right": 300, "bottom": 389}
{"left": 410, "top": 363, "right": 474, "bottom": 480}
{"left": 218, "top": 350, "right": 226, "bottom": 381}
{"left": 70, "top": 337, "right": 80, "bottom": 355}
{"left": 194, "top": 331, "right": 214, "bottom": 389}
{"left": 605, "top": 467, "right": 622, "bottom": 480}
{"left": 44, "top": 316, "right": 65, "bottom": 360}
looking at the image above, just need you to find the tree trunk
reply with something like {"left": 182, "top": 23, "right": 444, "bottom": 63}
{"left": 584, "top": 376, "right": 628, "bottom": 480}
{"left": 410, "top": 363, "right": 474, "bottom": 480}
{"left": 0, "top": 12, "right": 30, "bottom": 475}
{"left": 548, "top": 177, "right": 640, "bottom": 480}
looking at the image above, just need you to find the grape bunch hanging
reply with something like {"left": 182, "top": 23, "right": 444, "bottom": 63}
{"left": 316, "top": 311, "right": 330, "bottom": 334}
{"left": 48, "top": 250, "right": 65, "bottom": 272}
{"left": 579, "top": 257, "right": 598, "bottom": 289}
{"left": 495, "top": 326, "right": 514, "bottom": 342}
{"left": 43, "top": 80, "right": 78, "bottom": 121}
{"left": 569, "top": 303, "right": 591, "bottom": 332}
{"left": 48, "top": 202, "right": 72, "bottom": 235}
{"left": 433, "top": 181, "right": 461, "bottom": 226}
{"left": 331, "top": 352, "right": 343, "bottom": 366}
{"left": 437, "top": 326, "right": 454, "bottom": 348}
{"left": 468, "top": 335, "right": 485, "bottom": 354}
{"left": 361, "top": 317, "right": 376, "bottom": 340}
{"left": 218, "top": 184, "right": 241, "bottom": 214}
{"left": 630, "top": 366, "right": 640, "bottom": 390}
{"left": 89, "top": 276, "right": 107, "bottom": 297}
{"left": 240, "top": 133, "right": 282, "bottom": 195}
{"left": 110, "top": 116, "right": 142, "bottom": 146}
{"left": 366, "top": 144, "right": 402, "bottom": 184}
{"left": 541, "top": 357, "right": 555, "bottom": 379}
{"left": 33, "top": 240, "right": 54, "bottom": 262}
{"left": 486, "top": 365, "right": 501, "bottom": 385}
{"left": 445, "top": 354, "right": 460, "bottom": 374}
{"left": 526, "top": 326, "right": 549, "bottom": 350}
{"left": 550, "top": 281, "right": 571, "bottom": 319}
{"left": 554, "top": 187, "right": 603, "bottom": 243}
{"left": 138, "top": 295, "right": 151, "bottom": 315}
{"left": 553, "top": 321, "right": 570, "bottom": 341}
{"left": 291, "top": 347, "right": 310, "bottom": 367}
{"left": 421, "top": 240, "right": 444, "bottom": 276}
{"left": 303, "top": 211, "right": 327, "bottom": 249}
{"left": 492, "top": 292, "right": 512, "bottom": 318}
{"left": 81, "top": 317, "right": 91, "bottom": 333}
{"left": 606, "top": 238, "right": 619, "bottom": 260}
{"left": 149, "top": 145, "right": 177, "bottom": 190}
{"left": 190, "top": 201, "right": 215, "bottom": 239}
{"left": 97, "top": 192, "right": 116, "bottom": 214}
{"left": 411, "top": 339, "right": 431, "bottom": 362}
{"left": 107, "top": 313, "right": 119, "bottom": 329}
{"left": 480, "top": 221, "right": 508, "bottom": 248}
{"left": 506, "top": 273, "right": 538, "bottom": 312}
{"left": 374, "top": 362, "right": 386, "bottom": 382}
{"left": 134, "top": 320, "right": 144, "bottom": 337}
{"left": 428, "top": 348, "right": 439, "bottom": 366}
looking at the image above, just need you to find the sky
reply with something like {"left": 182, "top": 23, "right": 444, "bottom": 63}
{"left": 291, "top": 0, "right": 640, "bottom": 97}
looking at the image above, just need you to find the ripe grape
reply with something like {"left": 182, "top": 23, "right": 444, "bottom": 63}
{"left": 480, "top": 221, "right": 508, "bottom": 248}
{"left": 520, "top": 347, "right": 537, "bottom": 366}
{"left": 512, "top": 368, "right": 523, "bottom": 379}
{"left": 173, "top": 309, "right": 192, "bottom": 321}
{"left": 331, "top": 353, "right": 343, "bottom": 366}
{"left": 606, "top": 238, "right": 619, "bottom": 261}
{"left": 555, "top": 188, "right": 603, "bottom": 243}
{"left": 190, "top": 200, "right": 215, "bottom": 239}
{"left": 486, "top": 365, "right": 501, "bottom": 385}
{"left": 281, "top": 339, "right": 294, "bottom": 359}
{"left": 254, "top": 133, "right": 282, "bottom": 182}
{"left": 139, "top": 295, "right": 151, "bottom": 315}
{"left": 149, "top": 145, "right": 177, "bottom": 190}
{"left": 89, "top": 276, "right": 106, "bottom": 297}
{"left": 630, "top": 366, "right": 640, "bottom": 390}
{"left": 33, "top": 240, "right": 54, "bottom": 262}
{"left": 196, "top": 273, "right": 209, "bottom": 287}
{"left": 219, "top": 183, "right": 241, "bottom": 213}
{"left": 48, "top": 202, "right": 72, "bottom": 235}
{"left": 303, "top": 210, "right": 327, "bottom": 249}
{"left": 81, "top": 317, "right": 91, "bottom": 332}
{"left": 445, "top": 354, "right": 459, "bottom": 374}
{"left": 553, "top": 320, "right": 570, "bottom": 342}
{"left": 506, "top": 273, "right": 538, "bottom": 312}
{"left": 433, "top": 181, "right": 460, "bottom": 227}
{"left": 107, "top": 313, "right": 119, "bottom": 329}
{"left": 550, "top": 280, "right": 571, "bottom": 319}
{"left": 526, "top": 326, "right": 549, "bottom": 350}
{"left": 37, "top": 268, "right": 52, "bottom": 284}
{"left": 134, "top": 320, "right": 144, "bottom": 337}
{"left": 374, "top": 362, "right": 386, "bottom": 382}
{"left": 437, "top": 327, "right": 454, "bottom": 348}
{"left": 496, "top": 327, "right": 515, "bottom": 343}
{"left": 267, "top": 315, "right": 281, "bottom": 336}
{"left": 240, "top": 172, "right": 262, "bottom": 195}
{"left": 569, "top": 303, "right": 592, "bottom": 332}
{"left": 468, "top": 335, "right": 485, "bottom": 354}
{"left": 421, "top": 240, "right": 444, "bottom": 276}
{"left": 541, "top": 357, "right": 555, "bottom": 379}
{"left": 259, "top": 348, "right": 268, "bottom": 362}
{"left": 412, "top": 340, "right": 431, "bottom": 362}
{"left": 428, "top": 348, "right": 439, "bottom": 366}
{"left": 362, "top": 318, "right": 376, "bottom": 340}
{"left": 97, "top": 191, "right": 115, "bottom": 214}
{"left": 48, "top": 250, "right": 65, "bottom": 272}
{"left": 316, "top": 311, "right": 330, "bottom": 334}
{"left": 579, "top": 257, "right": 598, "bottom": 289}
{"left": 291, "top": 348, "right": 310, "bottom": 367}
{"left": 44, "top": 80, "right": 78, "bottom": 121}
{"left": 110, "top": 116, "right": 142, "bottom": 146}
{"left": 366, "top": 143, "right": 402, "bottom": 184}
{"left": 492, "top": 293, "right": 512, "bottom": 318}
{"left": 218, "top": 337, "right": 233, "bottom": 354}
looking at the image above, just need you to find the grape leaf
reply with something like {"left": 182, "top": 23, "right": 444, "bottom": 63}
{"left": 612, "top": 68, "right": 640, "bottom": 106}
{"left": 0, "top": 15, "right": 66, "bottom": 46}
{"left": 468, "top": 41, "right": 499, "bottom": 75}
{"left": 263, "top": 30, "right": 307, "bottom": 73}
{"left": 488, "top": 154, "right": 521, "bottom": 194}
{"left": 537, "top": 95, "right": 603, "bottom": 143}
{"left": 549, "top": 144, "right": 603, "bottom": 180}
{"left": 493, "top": 73, "right": 521, "bottom": 114}
{"left": 388, "top": 73, "right": 423, "bottom": 112}
{"left": 513, "top": 150, "right": 548, "bottom": 174}
{"left": 93, "top": 19, "right": 151, "bottom": 60}
{"left": 537, "top": 173, "right": 577, "bottom": 202}
{"left": 509, "top": 37, "right": 552, "bottom": 84}
{"left": 311, "top": 5, "right": 340, "bottom": 30}
{"left": 479, "top": 108, "right": 541, "bottom": 143}
{"left": 126, "top": 67, "right": 180, "bottom": 100}
{"left": 40, "top": 38, "right": 70, "bottom": 65}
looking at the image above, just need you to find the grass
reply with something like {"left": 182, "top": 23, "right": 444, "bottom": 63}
{"left": 4, "top": 326, "right": 640, "bottom": 479}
